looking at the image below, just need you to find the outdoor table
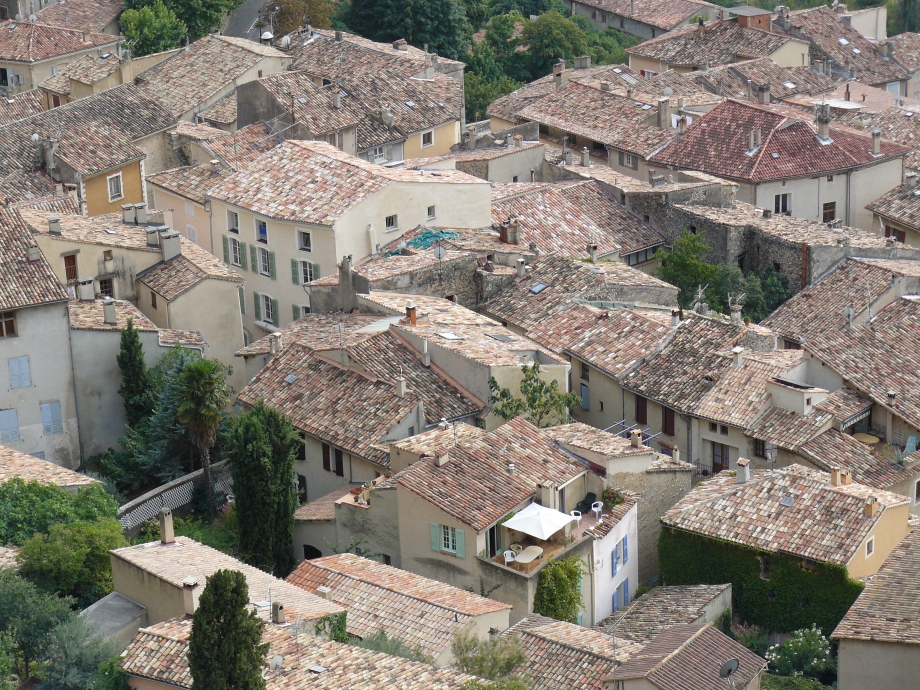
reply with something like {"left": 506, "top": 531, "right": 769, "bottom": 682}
{"left": 515, "top": 545, "right": 544, "bottom": 570}
{"left": 853, "top": 433, "right": 881, "bottom": 444}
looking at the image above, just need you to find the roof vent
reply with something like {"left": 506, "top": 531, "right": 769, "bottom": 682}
{"left": 316, "top": 585, "right": 333, "bottom": 601}
{"left": 47, "top": 216, "right": 61, "bottom": 235}
{"left": 27, "top": 244, "right": 40, "bottom": 263}
{"left": 134, "top": 203, "right": 147, "bottom": 225}
{"left": 271, "top": 601, "right": 286, "bottom": 624}
{"left": 102, "top": 296, "right": 117, "bottom": 325}
{"left": 122, "top": 203, "right": 135, "bottom": 224}
{"left": 736, "top": 458, "right": 750, "bottom": 484}
{"left": 308, "top": 665, "right": 327, "bottom": 674}
{"left": 864, "top": 496, "right": 878, "bottom": 518}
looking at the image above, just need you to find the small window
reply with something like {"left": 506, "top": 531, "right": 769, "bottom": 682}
{"left": 258, "top": 69, "right": 263, "bottom": 78}
{"left": 512, "top": 175, "right": 518, "bottom": 182}
{"left": 915, "top": 479, "right": 920, "bottom": 503}
{"left": 643, "top": 215, "right": 650, "bottom": 223}
{"left": 421, "top": 130, "right": 434, "bottom": 148}
{"left": 806, "top": 397, "right": 812, "bottom": 407}
{"left": 64, "top": 254, "right": 77, "bottom": 281}
{"left": 580, "top": 361, "right": 590, "bottom": 381}
{"left": 103, "top": 250, "right": 113, "bottom": 261}
{"left": 98, "top": 278, "right": 113, "bottom": 297}
{"left": 427, "top": 205, "right": 436, "bottom": 220}
{"left": 52, "top": 64, "right": 58, "bottom": 75}
{"left": 580, "top": 384, "right": 590, "bottom": 410}
{"left": 709, "top": 422, "right": 718, "bottom": 433}
{"left": 663, "top": 406, "right": 675, "bottom": 436}
{"left": 866, "top": 537, "right": 875, "bottom": 557}
{"left": 623, "top": 152, "right": 635, "bottom": 168}
{"left": 827, "top": 175, "right": 834, "bottom": 182}
{"left": 107, "top": 173, "right": 123, "bottom": 202}
{"left": 228, "top": 210, "right": 240, "bottom": 233}
{"left": 372, "top": 146, "right": 386, "bottom": 163}
{"left": 720, "top": 425, "right": 729, "bottom": 436}
{"left": 0, "top": 408, "right": 19, "bottom": 442}
{"left": 334, "top": 448, "right": 344, "bottom": 476}
{"left": 326, "top": 131, "right": 344, "bottom": 150}
{"left": 600, "top": 401, "right": 604, "bottom": 412}
{"left": 382, "top": 554, "right": 392, "bottom": 566}
{"left": 442, "top": 525, "right": 457, "bottom": 552}
{"left": 256, "top": 220, "right": 268, "bottom": 244}
{"left": 261, "top": 294, "right": 274, "bottom": 325}
{"left": 754, "top": 438, "right": 766, "bottom": 458}
{"left": 228, "top": 237, "right": 241, "bottom": 267}
{"left": 300, "top": 261, "right": 315, "bottom": 284}
{"left": 822, "top": 202, "right": 836, "bottom": 223}
{"left": 185, "top": 201, "right": 195, "bottom": 219}
{"left": 0, "top": 311, "right": 15, "bottom": 338}
{"left": 385, "top": 214, "right": 398, "bottom": 232}
{"left": 635, "top": 394, "right": 647, "bottom": 425}
{"left": 151, "top": 291, "right": 157, "bottom": 309}
{"left": 775, "top": 193, "right": 791, "bottom": 215}
{"left": 297, "top": 230, "right": 312, "bottom": 252}
{"left": 9, "top": 356, "right": 31, "bottom": 388}
{"left": 258, "top": 247, "right": 270, "bottom": 276}
{"left": 40, "top": 401, "right": 63, "bottom": 435}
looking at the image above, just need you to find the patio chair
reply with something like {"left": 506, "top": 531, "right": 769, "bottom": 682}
{"left": 575, "top": 492, "right": 597, "bottom": 515}
{"left": 570, "top": 510, "right": 582, "bottom": 526}
{"left": 511, "top": 544, "right": 523, "bottom": 555}
{"left": 503, "top": 550, "right": 516, "bottom": 567}
{"left": 591, "top": 501, "right": 604, "bottom": 520}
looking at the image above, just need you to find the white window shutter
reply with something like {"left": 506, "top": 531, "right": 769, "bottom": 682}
{"left": 9, "top": 357, "right": 30, "bottom": 388}
{"left": 41, "top": 403, "right": 53, "bottom": 435}
{"left": 51, "top": 402, "right": 63, "bottom": 434}
{"left": 0, "top": 409, "right": 19, "bottom": 442}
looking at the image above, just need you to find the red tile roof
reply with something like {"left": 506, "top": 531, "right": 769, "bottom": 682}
{"left": 888, "top": 31, "right": 920, "bottom": 72}
{"left": 0, "top": 20, "right": 117, "bottom": 62}
{"left": 799, "top": 428, "right": 914, "bottom": 491}
{"left": 0, "top": 445, "right": 97, "bottom": 486}
{"left": 575, "top": 0, "right": 717, "bottom": 31}
{"left": 0, "top": 207, "right": 68, "bottom": 311}
{"left": 866, "top": 179, "right": 920, "bottom": 232}
{"left": 0, "top": 88, "right": 45, "bottom": 125}
{"left": 38, "top": 0, "right": 124, "bottom": 32}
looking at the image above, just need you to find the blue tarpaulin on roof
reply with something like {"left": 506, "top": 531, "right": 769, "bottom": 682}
{"left": 385, "top": 229, "right": 460, "bottom": 256}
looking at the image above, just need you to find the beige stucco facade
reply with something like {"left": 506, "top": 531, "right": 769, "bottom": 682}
{"left": 844, "top": 501, "right": 910, "bottom": 579}
{"left": 147, "top": 186, "right": 214, "bottom": 255}
{"left": 402, "top": 120, "right": 461, "bottom": 159}
{"left": 1, "top": 40, "right": 119, "bottom": 92}
{"left": 836, "top": 638, "right": 920, "bottom": 690}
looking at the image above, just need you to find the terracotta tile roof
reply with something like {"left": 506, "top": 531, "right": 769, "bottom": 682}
{"left": 68, "top": 299, "right": 206, "bottom": 347}
{"left": 408, "top": 142, "right": 543, "bottom": 169}
{"left": 304, "top": 28, "right": 464, "bottom": 69}
{"left": 293, "top": 485, "right": 352, "bottom": 521}
{"left": 349, "top": 247, "right": 475, "bottom": 283}
{"left": 799, "top": 428, "right": 913, "bottom": 491}
{"left": 136, "top": 35, "right": 288, "bottom": 117}
{"left": 576, "top": 0, "right": 717, "bottom": 31}
{"left": 396, "top": 417, "right": 587, "bottom": 531}
{"left": 866, "top": 179, "right": 920, "bottom": 232}
{"left": 596, "top": 584, "right": 731, "bottom": 645}
{"left": 39, "top": 0, "right": 124, "bottom": 32}
{"left": 652, "top": 99, "right": 908, "bottom": 182}
{"left": 286, "top": 554, "right": 509, "bottom": 658}
{"left": 258, "top": 71, "right": 360, "bottom": 134}
{"left": 833, "top": 527, "right": 920, "bottom": 644}
{"left": 746, "top": 406, "right": 832, "bottom": 451}
{"left": 112, "top": 536, "right": 343, "bottom": 620}
{"left": 204, "top": 122, "right": 281, "bottom": 168}
{"left": 504, "top": 614, "right": 641, "bottom": 690}
{"left": 614, "top": 623, "right": 766, "bottom": 689}
{"left": 778, "top": 6, "right": 907, "bottom": 86}
{"left": 0, "top": 20, "right": 117, "bottom": 63}
{"left": 236, "top": 312, "right": 383, "bottom": 357}
{"left": 12, "top": 194, "right": 79, "bottom": 214}
{"left": 585, "top": 494, "right": 638, "bottom": 539}
{"left": 121, "top": 615, "right": 476, "bottom": 689}
{"left": 388, "top": 423, "right": 486, "bottom": 456}
{"left": 198, "top": 89, "right": 237, "bottom": 126}
{"left": 41, "top": 53, "right": 120, "bottom": 97}
{"left": 0, "top": 88, "right": 45, "bottom": 124}
{"left": 762, "top": 258, "right": 920, "bottom": 344}
{"left": 814, "top": 387, "right": 874, "bottom": 426}
{"left": 627, "top": 20, "right": 803, "bottom": 68}
{"left": 21, "top": 209, "right": 159, "bottom": 251}
{"left": 207, "top": 140, "right": 482, "bottom": 225}
{"left": 137, "top": 248, "right": 243, "bottom": 300}
{"left": 360, "top": 291, "right": 499, "bottom": 325}
{"left": 696, "top": 350, "right": 805, "bottom": 429}
{"left": 0, "top": 207, "right": 68, "bottom": 310}
{"left": 621, "top": 316, "right": 744, "bottom": 414}
{"left": 697, "top": 57, "right": 842, "bottom": 101}
{"left": 784, "top": 80, "right": 920, "bottom": 116}
{"left": 175, "top": 120, "right": 225, "bottom": 142}
{"left": 663, "top": 464, "right": 907, "bottom": 564}
{"left": 0, "top": 444, "right": 98, "bottom": 487}
{"left": 147, "top": 162, "right": 229, "bottom": 205}
{"left": 516, "top": 81, "right": 676, "bottom": 157}
{"left": 835, "top": 107, "right": 920, "bottom": 170}
{"left": 548, "top": 422, "right": 650, "bottom": 458}
{"left": 55, "top": 121, "right": 144, "bottom": 175}
{"left": 888, "top": 31, "right": 920, "bottom": 72}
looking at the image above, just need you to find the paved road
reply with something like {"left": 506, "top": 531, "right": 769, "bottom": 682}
{"left": 223, "top": 0, "right": 264, "bottom": 39}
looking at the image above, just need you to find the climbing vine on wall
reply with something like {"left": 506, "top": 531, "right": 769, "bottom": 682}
{"left": 313, "top": 612, "right": 349, "bottom": 643}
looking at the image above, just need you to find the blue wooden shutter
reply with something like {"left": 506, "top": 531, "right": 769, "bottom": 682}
{"left": 9, "top": 357, "right": 30, "bottom": 388}
{"left": 41, "top": 402, "right": 53, "bottom": 435}
{"left": 612, "top": 544, "right": 618, "bottom": 575}
{"left": 623, "top": 535, "right": 628, "bottom": 564}
{"left": 455, "top": 529, "right": 465, "bottom": 559}
{"left": 430, "top": 522, "right": 440, "bottom": 551}
{"left": 624, "top": 578, "right": 630, "bottom": 606}
{"left": 0, "top": 409, "right": 19, "bottom": 442}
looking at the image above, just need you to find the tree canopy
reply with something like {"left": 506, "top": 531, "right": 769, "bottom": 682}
{"left": 488, "top": 361, "right": 580, "bottom": 427}
{"left": 264, "top": 0, "right": 331, "bottom": 36}
{"left": 532, "top": 555, "right": 584, "bottom": 623}
{"left": 344, "top": 0, "right": 470, "bottom": 59}
{"left": 39, "top": 616, "right": 119, "bottom": 690}
{"left": 120, "top": 1, "right": 187, "bottom": 57}
{"left": 126, "top": 0, "right": 244, "bottom": 41}
{"left": 451, "top": 625, "right": 527, "bottom": 680}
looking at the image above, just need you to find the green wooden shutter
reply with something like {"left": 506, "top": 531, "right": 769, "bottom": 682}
{"left": 618, "top": 151, "right": 624, "bottom": 166}
{"left": 238, "top": 286, "right": 245, "bottom": 314}
{"left": 293, "top": 304, "right": 301, "bottom": 321}
{"left": 239, "top": 242, "right": 247, "bottom": 270}
{"left": 222, "top": 235, "right": 229, "bottom": 263}
{"left": 253, "top": 292, "right": 261, "bottom": 321}
{"left": 312, "top": 263, "right": 321, "bottom": 282}
{"left": 291, "top": 258, "right": 300, "bottom": 285}
{"left": 271, "top": 298, "right": 279, "bottom": 325}
{"left": 632, "top": 155, "right": 639, "bottom": 171}
{"left": 455, "top": 529, "right": 465, "bottom": 559}
{"left": 430, "top": 522, "right": 440, "bottom": 552}
{"left": 249, "top": 244, "right": 257, "bottom": 273}
{"left": 268, "top": 251, "right": 277, "bottom": 280}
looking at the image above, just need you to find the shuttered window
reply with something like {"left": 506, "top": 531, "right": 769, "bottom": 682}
{"left": 40, "top": 401, "right": 63, "bottom": 435}
{"left": 635, "top": 394, "right": 647, "bottom": 425}
{"left": 9, "top": 356, "right": 30, "bottom": 388}
{"left": 663, "top": 406, "right": 675, "bottom": 436}
{"left": 430, "top": 522, "right": 465, "bottom": 558}
{"left": 0, "top": 409, "right": 19, "bottom": 442}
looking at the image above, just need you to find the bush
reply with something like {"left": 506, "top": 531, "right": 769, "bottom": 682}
{"left": 40, "top": 616, "right": 119, "bottom": 690}
{"left": 451, "top": 625, "right": 527, "bottom": 680}
{"left": 732, "top": 622, "right": 771, "bottom": 657}
{"left": 532, "top": 555, "right": 584, "bottom": 623}
{"left": 761, "top": 674, "right": 835, "bottom": 690}
{"left": 766, "top": 626, "right": 835, "bottom": 681}
{"left": 96, "top": 657, "right": 132, "bottom": 690}
{"left": 139, "top": 510, "right": 237, "bottom": 555}
{"left": 352, "top": 630, "right": 433, "bottom": 664}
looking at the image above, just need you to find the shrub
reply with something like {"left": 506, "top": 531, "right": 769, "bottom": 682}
{"left": 532, "top": 555, "right": 584, "bottom": 623}
{"left": 766, "top": 625, "right": 834, "bottom": 681}
{"left": 352, "top": 630, "right": 433, "bottom": 664}
{"left": 732, "top": 622, "right": 771, "bottom": 657}
{"left": 451, "top": 625, "right": 527, "bottom": 680}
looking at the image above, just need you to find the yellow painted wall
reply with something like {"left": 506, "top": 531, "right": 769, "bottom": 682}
{"left": 845, "top": 502, "right": 910, "bottom": 579}
{"left": 769, "top": 40, "right": 811, "bottom": 68}
{"left": 84, "top": 161, "right": 144, "bottom": 216}
{"left": 403, "top": 120, "right": 460, "bottom": 159}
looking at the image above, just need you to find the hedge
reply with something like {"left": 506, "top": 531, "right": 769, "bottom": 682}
{"left": 658, "top": 527, "right": 864, "bottom": 635}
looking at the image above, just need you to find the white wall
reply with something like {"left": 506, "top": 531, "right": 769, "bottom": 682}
{"left": 592, "top": 502, "right": 638, "bottom": 623}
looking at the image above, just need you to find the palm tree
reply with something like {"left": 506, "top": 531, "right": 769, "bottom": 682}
{"left": 176, "top": 358, "right": 232, "bottom": 516}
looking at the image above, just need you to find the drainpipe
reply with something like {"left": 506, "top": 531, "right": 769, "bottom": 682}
{"left": 845, "top": 169, "right": 852, "bottom": 226}
{"left": 685, "top": 414, "right": 692, "bottom": 466}
{"left": 66, "top": 304, "right": 87, "bottom": 468}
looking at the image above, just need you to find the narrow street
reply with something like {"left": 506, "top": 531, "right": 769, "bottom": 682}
{"left": 223, "top": 0, "right": 265, "bottom": 39}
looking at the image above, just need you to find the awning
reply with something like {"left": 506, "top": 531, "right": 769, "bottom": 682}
{"left": 502, "top": 502, "right": 576, "bottom": 541}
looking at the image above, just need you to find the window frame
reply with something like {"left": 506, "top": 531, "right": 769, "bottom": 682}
{"left": 151, "top": 290, "right": 157, "bottom": 309}
{"left": 372, "top": 146, "right": 386, "bottom": 163}
{"left": 427, "top": 205, "right": 436, "bottom": 220}
{"left": 257, "top": 246, "right": 271, "bottom": 277}
{"left": 866, "top": 537, "right": 875, "bottom": 557}
{"left": 227, "top": 210, "right": 240, "bottom": 234}
{"left": 40, "top": 400, "right": 63, "bottom": 435}
{"left": 299, "top": 260, "right": 315, "bottom": 285}
{"left": 228, "top": 237, "right": 242, "bottom": 267}
{"left": 0, "top": 311, "right": 15, "bottom": 338}
{"left": 635, "top": 394, "right": 647, "bottom": 425}
{"left": 822, "top": 201, "right": 836, "bottom": 223}
{"left": 385, "top": 214, "right": 398, "bottom": 232}
{"left": 774, "top": 192, "right": 791, "bottom": 215}
{"left": 9, "top": 356, "right": 31, "bottom": 388}
{"left": 663, "top": 406, "right": 675, "bottom": 436}
{"left": 754, "top": 438, "right": 766, "bottom": 458}
{"left": 255, "top": 219, "right": 268, "bottom": 245}
{"left": 64, "top": 254, "right": 78, "bottom": 282}
{"left": 441, "top": 525, "right": 457, "bottom": 553}
{"left": 421, "top": 129, "right": 434, "bottom": 148}
{"left": 580, "top": 361, "right": 590, "bottom": 381}
{"left": 0, "top": 408, "right": 19, "bottom": 442}
{"left": 106, "top": 172, "right": 123, "bottom": 202}
{"left": 261, "top": 294, "right": 274, "bottom": 325}
{"left": 297, "top": 229, "right": 312, "bottom": 252}
{"left": 98, "top": 278, "right": 114, "bottom": 298}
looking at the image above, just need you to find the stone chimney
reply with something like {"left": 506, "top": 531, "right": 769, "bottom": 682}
{"left": 122, "top": 204, "right": 135, "bottom": 224}
{"left": 736, "top": 458, "right": 750, "bottom": 484}
{"left": 271, "top": 601, "right": 286, "bottom": 624}
{"left": 102, "top": 296, "right": 117, "bottom": 325}
{"left": 76, "top": 277, "right": 95, "bottom": 301}
{"left": 160, "top": 229, "right": 181, "bottom": 262}
{"left": 671, "top": 310, "right": 681, "bottom": 327}
{"left": 872, "top": 128, "right": 881, "bottom": 155}
{"left": 562, "top": 148, "right": 573, "bottom": 166}
{"left": 553, "top": 61, "right": 570, "bottom": 87}
{"left": 906, "top": 172, "right": 918, "bottom": 189}
{"left": 581, "top": 147, "right": 590, "bottom": 166}
{"left": 516, "top": 258, "right": 526, "bottom": 277}
{"left": 47, "top": 216, "right": 62, "bottom": 235}
{"left": 499, "top": 220, "right": 520, "bottom": 245}
{"left": 587, "top": 243, "right": 598, "bottom": 263}
{"left": 730, "top": 304, "right": 742, "bottom": 324}
{"left": 840, "top": 468, "right": 853, "bottom": 485}
{"left": 146, "top": 227, "right": 160, "bottom": 247}
{"left": 600, "top": 81, "right": 611, "bottom": 91}
{"left": 335, "top": 30, "right": 343, "bottom": 42}
{"left": 422, "top": 338, "right": 431, "bottom": 366}
{"left": 630, "top": 429, "right": 642, "bottom": 447}
{"left": 657, "top": 97, "right": 669, "bottom": 129}
{"left": 574, "top": 55, "right": 591, "bottom": 70}
{"left": 159, "top": 508, "right": 175, "bottom": 544}
{"left": 815, "top": 104, "right": 831, "bottom": 140}
{"left": 758, "top": 83, "right": 770, "bottom": 104}
{"left": 82, "top": 28, "right": 91, "bottom": 43}
{"left": 134, "top": 203, "right": 147, "bottom": 224}
{"left": 731, "top": 345, "right": 744, "bottom": 366}
{"left": 395, "top": 376, "right": 407, "bottom": 398}
{"left": 435, "top": 451, "right": 450, "bottom": 467}
{"left": 380, "top": 105, "right": 395, "bottom": 129}
{"left": 514, "top": 134, "right": 523, "bottom": 147}
{"left": 863, "top": 496, "right": 879, "bottom": 518}
{"left": 749, "top": 129, "right": 756, "bottom": 151}
{"left": 332, "top": 89, "right": 342, "bottom": 109}
{"left": 182, "top": 576, "right": 201, "bottom": 615}
{"left": 316, "top": 585, "right": 334, "bottom": 601}
{"left": 209, "top": 159, "right": 221, "bottom": 174}
{"left": 405, "top": 299, "right": 417, "bottom": 326}
{"left": 27, "top": 244, "right": 40, "bottom": 263}
{"left": 672, "top": 448, "right": 680, "bottom": 463}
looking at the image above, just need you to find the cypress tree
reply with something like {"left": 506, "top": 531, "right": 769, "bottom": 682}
{"left": 116, "top": 317, "right": 154, "bottom": 428}
{"left": 227, "top": 401, "right": 299, "bottom": 577}
{"left": 188, "top": 569, "right": 269, "bottom": 690}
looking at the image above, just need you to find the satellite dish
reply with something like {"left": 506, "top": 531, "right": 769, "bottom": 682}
{"left": 844, "top": 306, "right": 855, "bottom": 321}
{"left": 261, "top": 31, "right": 274, "bottom": 40}
{"left": 269, "top": 655, "right": 283, "bottom": 671}
{"left": 663, "top": 87, "right": 674, "bottom": 97}
{"left": 30, "top": 133, "right": 39, "bottom": 142}
{"left": 719, "top": 658, "right": 740, "bottom": 678}
{"left": 433, "top": 245, "right": 446, "bottom": 260}
{"left": 280, "top": 35, "right": 291, "bottom": 49}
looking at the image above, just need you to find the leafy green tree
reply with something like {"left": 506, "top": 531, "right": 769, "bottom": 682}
{"left": 520, "top": 12, "right": 586, "bottom": 81}
{"left": 465, "top": 69, "right": 521, "bottom": 122}
{"left": 176, "top": 358, "right": 232, "bottom": 516}
{"left": 460, "top": 680, "right": 532, "bottom": 690}
{"left": 754, "top": 265, "right": 794, "bottom": 321}
{"left": 40, "top": 616, "right": 119, "bottom": 690}
{"left": 226, "top": 401, "right": 299, "bottom": 577}
{"left": 0, "top": 570, "right": 74, "bottom": 679}
{"left": 889, "top": 0, "right": 920, "bottom": 33}
{"left": 451, "top": 625, "right": 527, "bottom": 680}
{"left": 488, "top": 0, "right": 563, "bottom": 18}
{"left": 655, "top": 230, "right": 719, "bottom": 309}
{"left": 345, "top": 0, "right": 470, "bottom": 60}
{"left": 265, "top": 0, "right": 331, "bottom": 36}
{"left": 126, "top": 0, "right": 244, "bottom": 41}
{"left": 96, "top": 657, "right": 132, "bottom": 690}
{"left": 120, "top": 1, "right": 187, "bottom": 57}
{"left": 0, "top": 478, "right": 118, "bottom": 547}
{"left": 0, "top": 633, "right": 16, "bottom": 690}
{"left": 488, "top": 361, "right": 580, "bottom": 427}
{"left": 116, "top": 317, "right": 156, "bottom": 429}
{"left": 352, "top": 630, "right": 434, "bottom": 663}
{"left": 188, "top": 569, "right": 269, "bottom": 690}
{"left": 532, "top": 555, "right": 584, "bottom": 623}
{"left": 460, "top": 0, "right": 489, "bottom": 31}
{"left": 17, "top": 519, "right": 127, "bottom": 608}
{"left": 765, "top": 625, "right": 835, "bottom": 681}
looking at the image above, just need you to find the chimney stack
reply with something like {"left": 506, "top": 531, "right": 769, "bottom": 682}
{"left": 47, "top": 216, "right": 61, "bottom": 235}
{"left": 76, "top": 277, "right": 95, "bottom": 301}
{"left": 731, "top": 345, "right": 744, "bottom": 366}
{"left": 271, "top": 601, "right": 286, "bottom": 624}
{"left": 730, "top": 304, "right": 743, "bottom": 324}
{"left": 671, "top": 309, "right": 681, "bottom": 327}
{"left": 159, "top": 508, "right": 175, "bottom": 544}
{"left": 755, "top": 128, "right": 762, "bottom": 148}
{"left": 332, "top": 89, "right": 342, "bottom": 109}
{"left": 134, "top": 203, "right": 147, "bottom": 225}
{"left": 863, "top": 496, "right": 878, "bottom": 518}
{"left": 553, "top": 61, "right": 570, "bottom": 87}
{"left": 762, "top": 208, "right": 773, "bottom": 219}
{"left": 749, "top": 129, "right": 756, "bottom": 151}
{"left": 657, "top": 97, "right": 669, "bottom": 129}
{"left": 182, "top": 576, "right": 201, "bottom": 615}
{"left": 316, "top": 585, "right": 334, "bottom": 601}
{"left": 395, "top": 376, "right": 407, "bottom": 397}
{"left": 102, "top": 296, "right": 117, "bottom": 325}
{"left": 630, "top": 429, "right": 642, "bottom": 447}
{"left": 27, "top": 245, "right": 40, "bottom": 263}
{"left": 574, "top": 55, "right": 591, "bottom": 70}
{"left": 517, "top": 258, "right": 526, "bottom": 277}
{"left": 906, "top": 172, "right": 918, "bottom": 189}
{"left": 888, "top": 390, "right": 897, "bottom": 402}
{"left": 160, "top": 229, "right": 181, "bottom": 262}
{"left": 405, "top": 299, "right": 417, "bottom": 326}
{"left": 672, "top": 448, "right": 680, "bottom": 463}
{"left": 587, "top": 243, "right": 598, "bottom": 263}
{"left": 758, "top": 83, "right": 770, "bottom": 104}
{"left": 499, "top": 220, "right": 520, "bottom": 245}
{"left": 435, "top": 452, "right": 450, "bottom": 467}
{"left": 122, "top": 204, "right": 135, "bottom": 224}
{"left": 507, "top": 461, "right": 516, "bottom": 476}
{"left": 830, "top": 467, "right": 841, "bottom": 486}
{"left": 210, "top": 159, "right": 221, "bottom": 174}
{"left": 422, "top": 338, "right": 431, "bottom": 367}
{"left": 872, "top": 128, "right": 881, "bottom": 155}
{"left": 600, "top": 81, "right": 610, "bottom": 91}
{"left": 839, "top": 468, "right": 853, "bottom": 485}
{"left": 736, "top": 458, "right": 750, "bottom": 484}
{"left": 817, "top": 104, "right": 831, "bottom": 140}
{"left": 146, "top": 227, "right": 160, "bottom": 247}
{"left": 335, "top": 30, "right": 342, "bottom": 42}
{"left": 82, "top": 28, "right": 91, "bottom": 43}
{"left": 514, "top": 134, "right": 523, "bottom": 147}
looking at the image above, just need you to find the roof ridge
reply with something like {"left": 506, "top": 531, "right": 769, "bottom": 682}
{"left": 522, "top": 625, "right": 625, "bottom": 663}
{"left": 650, "top": 623, "right": 711, "bottom": 673}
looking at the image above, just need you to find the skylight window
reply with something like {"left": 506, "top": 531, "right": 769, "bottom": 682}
{"left": 838, "top": 37, "right": 849, "bottom": 45}
{"left": 783, "top": 81, "right": 796, "bottom": 89}
{"left": 285, "top": 374, "right": 298, "bottom": 384}
{"left": 405, "top": 100, "right": 416, "bottom": 108}
{"left": 780, "top": 496, "right": 795, "bottom": 507}
{"left": 622, "top": 73, "right": 638, "bottom": 84}
{"left": 486, "top": 333, "right": 514, "bottom": 342}
{"left": 530, "top": 282, "right": 547, "bottom": 294}
{"left": 437, "top": 331, "right": 463, "bottom": 340}
{"left": 641, "top": 104, "right": 652, "bottom": 110}
{"left": 853, "top": 48, "right": 861, "bottom": 54}
{"left": 771, "top": 152, "right": 780, "bottom": 158}
{"left": 612, "top": 68, "right": 622, "bottom": 73}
